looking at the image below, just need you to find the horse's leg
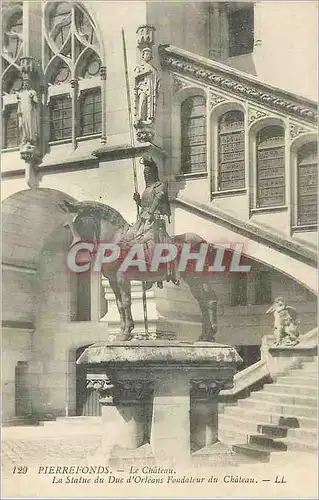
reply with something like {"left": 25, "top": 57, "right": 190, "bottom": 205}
{"left": 183, "top": 276, "right": 217, "bottom": 342}
{"left": 116, "top": 271, "right": 134, "bottom": 340}
{"left": 107, "top": 276, "right": 126, "bottom": 335}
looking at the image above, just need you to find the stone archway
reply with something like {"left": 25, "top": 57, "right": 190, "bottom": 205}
{"left": 2, "top": 188, "right": 78, "bottom": 421}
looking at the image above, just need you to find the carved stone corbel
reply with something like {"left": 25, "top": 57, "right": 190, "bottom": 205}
{"left": 115, "top": 380, "right": 153, "bottom": 405}
{"left": 191, "top": 379, "right": 233, "bottom": 401}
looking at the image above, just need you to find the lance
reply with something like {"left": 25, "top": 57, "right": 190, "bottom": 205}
{"left": 121, "top": 27, "right": 148, "bottom": 337}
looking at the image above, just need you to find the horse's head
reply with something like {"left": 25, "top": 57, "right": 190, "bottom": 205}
{"left": 59, "top": 199, "right": 130, "bottom": 255}
{"left": 59, "top": 200, "right": 101, "bottom": 247}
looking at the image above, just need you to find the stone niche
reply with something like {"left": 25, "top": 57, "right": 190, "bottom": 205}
{"left": 77, "top": 341, "right": 241, "bottom": 465}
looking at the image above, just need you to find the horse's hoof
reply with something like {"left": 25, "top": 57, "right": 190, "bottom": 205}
{"left": 197, "top": 336, "right": 214, "bottom": 343}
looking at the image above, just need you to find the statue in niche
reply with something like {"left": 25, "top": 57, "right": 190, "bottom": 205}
{"left": 134, "top": 47, "right": 160, "bottom": 130}
{"left": 17, "top": 80, "right": 39, "bottom": 148}
{"left": 266, "top": 297, "right": 300, "bottom": 346}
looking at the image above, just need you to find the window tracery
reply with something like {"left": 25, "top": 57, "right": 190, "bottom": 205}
{"left": 181, "top": 95, "right": 207, "bottom": 174}
{"left": 218, "top": 110, "right": 245, "bottom": 191}
{"left": 44, "top": 1, "right": 103, "bottom": 143}
{"left": 297, "top": 142, "right": 317, "bottom": 226}
{"left": 256, "top": 125, "right": 285, "bottom": 208}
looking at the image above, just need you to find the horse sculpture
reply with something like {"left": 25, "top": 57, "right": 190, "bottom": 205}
{"left": 60, "top": 198, "right": 218, "bottom": 342}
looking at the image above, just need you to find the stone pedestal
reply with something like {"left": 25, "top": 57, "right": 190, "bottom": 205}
{"left": 77, "top": 341, "right": 241, "bottom": 464}
{"left": 261, "top": 333, "right": 317, "bottom": 379}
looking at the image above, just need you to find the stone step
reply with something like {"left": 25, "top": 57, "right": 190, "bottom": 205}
{"left": 225, "top": 406, "right": 317, "bottom": 427}
{"left": 276, "top": 376, "right": 318, "bottom": 386}
{"left": 262, "top": 383, "right": 317, "bottom": 397}
{"left": 249, "top": 391, "right": 317, "bottom": 407}
{"left": 232, "top": 443, "right": 271, "bottom": 462}
{"left": 41, "top": 417, "right": 102, "bottom": 426}
{"left": 232, "top": 437, "right": 316, "bottom": 461}
{"left": 290, "top": 368, "right": 317, "bottom": 377}
{"left": 257, "top": 423, "right": 317, "bottom": 442}
{"left": 219, "top": 415, "right": 317, "bottom": 441}
{"left": 249, "top": 434, "right": 288, "bottom": 451}
{"left": 297, "top": 363, "right": 318, "bottom": 372}
{"left": 238, "top": 399, "right": 318, "bottom": 417}
{"left": 220, "top": 423, "right": 317, "bottom": 449}
{"left": 249, "top": 435, "right": 317, "bottom": 453}
{"left": 2, "top": 417, "right": 40, "bottom": 427}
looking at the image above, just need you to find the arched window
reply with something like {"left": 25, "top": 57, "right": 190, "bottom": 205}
{"left": 79, "top": 88, "right": 102, "bottom": 136}
{"left": 3, "top": 104, "right": 21, "bottom": 148}
{"left": 297, "top": 142, "right": 317, "bottom": 226}
{"left": 49, "top": 94, "right": 72, "bottom": 141}
{"left": 181, "top": 95, "right": 206, "bottom": 174}
{"left": 256, "top": 125, "right": 285, "bottom": 208}
{"left": 1, "top": 5, "right": 24, "bottom": 149}
{"left": 218, "top": 110, "right": 245, "bottom": 191}
{"left": 44, "top": 2, "right": 103, "bottom": 144}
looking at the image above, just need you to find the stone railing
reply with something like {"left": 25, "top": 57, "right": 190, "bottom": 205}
{"left": 220, "top": 326, "right": 318, "bottom": 400}
{"left": 219, "top": 359, "right": 270, "bottom": 398}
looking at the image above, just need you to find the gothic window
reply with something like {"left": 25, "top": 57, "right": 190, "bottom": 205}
{"left": 49, "top": 95, "right": 72, "bottom": 141}
{"left": 254, "top": 271, "right": 271, "bottom": 305}
{"left": 3, "top": 104, "right": 21, "bottom": 148}
{"left": 228, "top": 6, "right": 254, "bottom": 57}
{"left": 297, "top": 142, "right": 317, "bottom": 226}
{"left": 1, "top": 5, "right": 24, "bottom": 149}
{"left": 80, "top": 88, "right": 102, "bottom": 136}
{"left": 181, "top": 95, "right": 206, "bottom": 174}
{"left": 2, "top": 8, "right": 23, "bottom": 62}
{"left": 256, "top": 126, "right": 285, "bottom": 208}
{"left": 218, "top": 111, "right": 245, "bottom": 191}
{"left": 44, "top": 2, "right": 103, "bottom": 144}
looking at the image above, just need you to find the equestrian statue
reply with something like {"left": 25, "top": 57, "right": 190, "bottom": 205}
{"left": 60, "top": 156, "right": 218, "bottom": 342}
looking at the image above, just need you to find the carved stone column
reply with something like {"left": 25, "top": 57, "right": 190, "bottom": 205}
{"left": 100, "top": 66, "right": 107, "bottom": 144}
{"left": 190, "top": 378, "right": 232, "bottom": 450}
{"left": 114, "top": 380, "right": 153, "bottom": 449}
{"left": 70, "top": 79, "right": 78, "bottom": 150}
{"left": 86, "top": 373, "right": 115, "bottom": 405}
{"left": 89, "top": 369, "right": 153, "bottom": 451}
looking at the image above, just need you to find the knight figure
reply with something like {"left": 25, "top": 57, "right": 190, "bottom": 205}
{"left": 120, "top": 156, "right": 178, "bottom": 286}
{"left": 122, "top": 156, "right": 171, "bottom": 245}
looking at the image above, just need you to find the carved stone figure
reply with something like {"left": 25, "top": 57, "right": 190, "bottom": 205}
{"left": 134, "top": 48, "right": 160, "bottom": 142}
{"left": 266, "top": 297, "right": 300, "bottom": 346}
{"left": 17, "top": 85, "right": 39, "bottom": 147}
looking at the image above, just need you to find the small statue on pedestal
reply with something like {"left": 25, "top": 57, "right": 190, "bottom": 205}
{"left": 18, "top": 57, "right": 42, "bottom": 184}
{"left": 266, "top": 297, "right": 300, "bottom": 346}
{"left": 17, "top": 81, "right": 40, "bottom": 160}
{"left": 134, "top": 25, "right": 160, "bottom": 143}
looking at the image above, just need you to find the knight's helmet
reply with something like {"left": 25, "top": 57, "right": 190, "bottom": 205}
{"left": 140, "top": 155, "right": 159, "bottom": 181}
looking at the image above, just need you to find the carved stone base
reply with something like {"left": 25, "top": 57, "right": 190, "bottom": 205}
{"left": 77, "top": 342, "right": 241, "bottom": 464}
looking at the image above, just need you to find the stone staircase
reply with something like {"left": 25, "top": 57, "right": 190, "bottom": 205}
{"left": 219, "top": 357, "right": 318, "bottom": 460}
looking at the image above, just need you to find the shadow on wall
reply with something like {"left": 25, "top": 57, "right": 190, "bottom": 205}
{"left": 224, "top": 53, "right": 257, "bottom": 77}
